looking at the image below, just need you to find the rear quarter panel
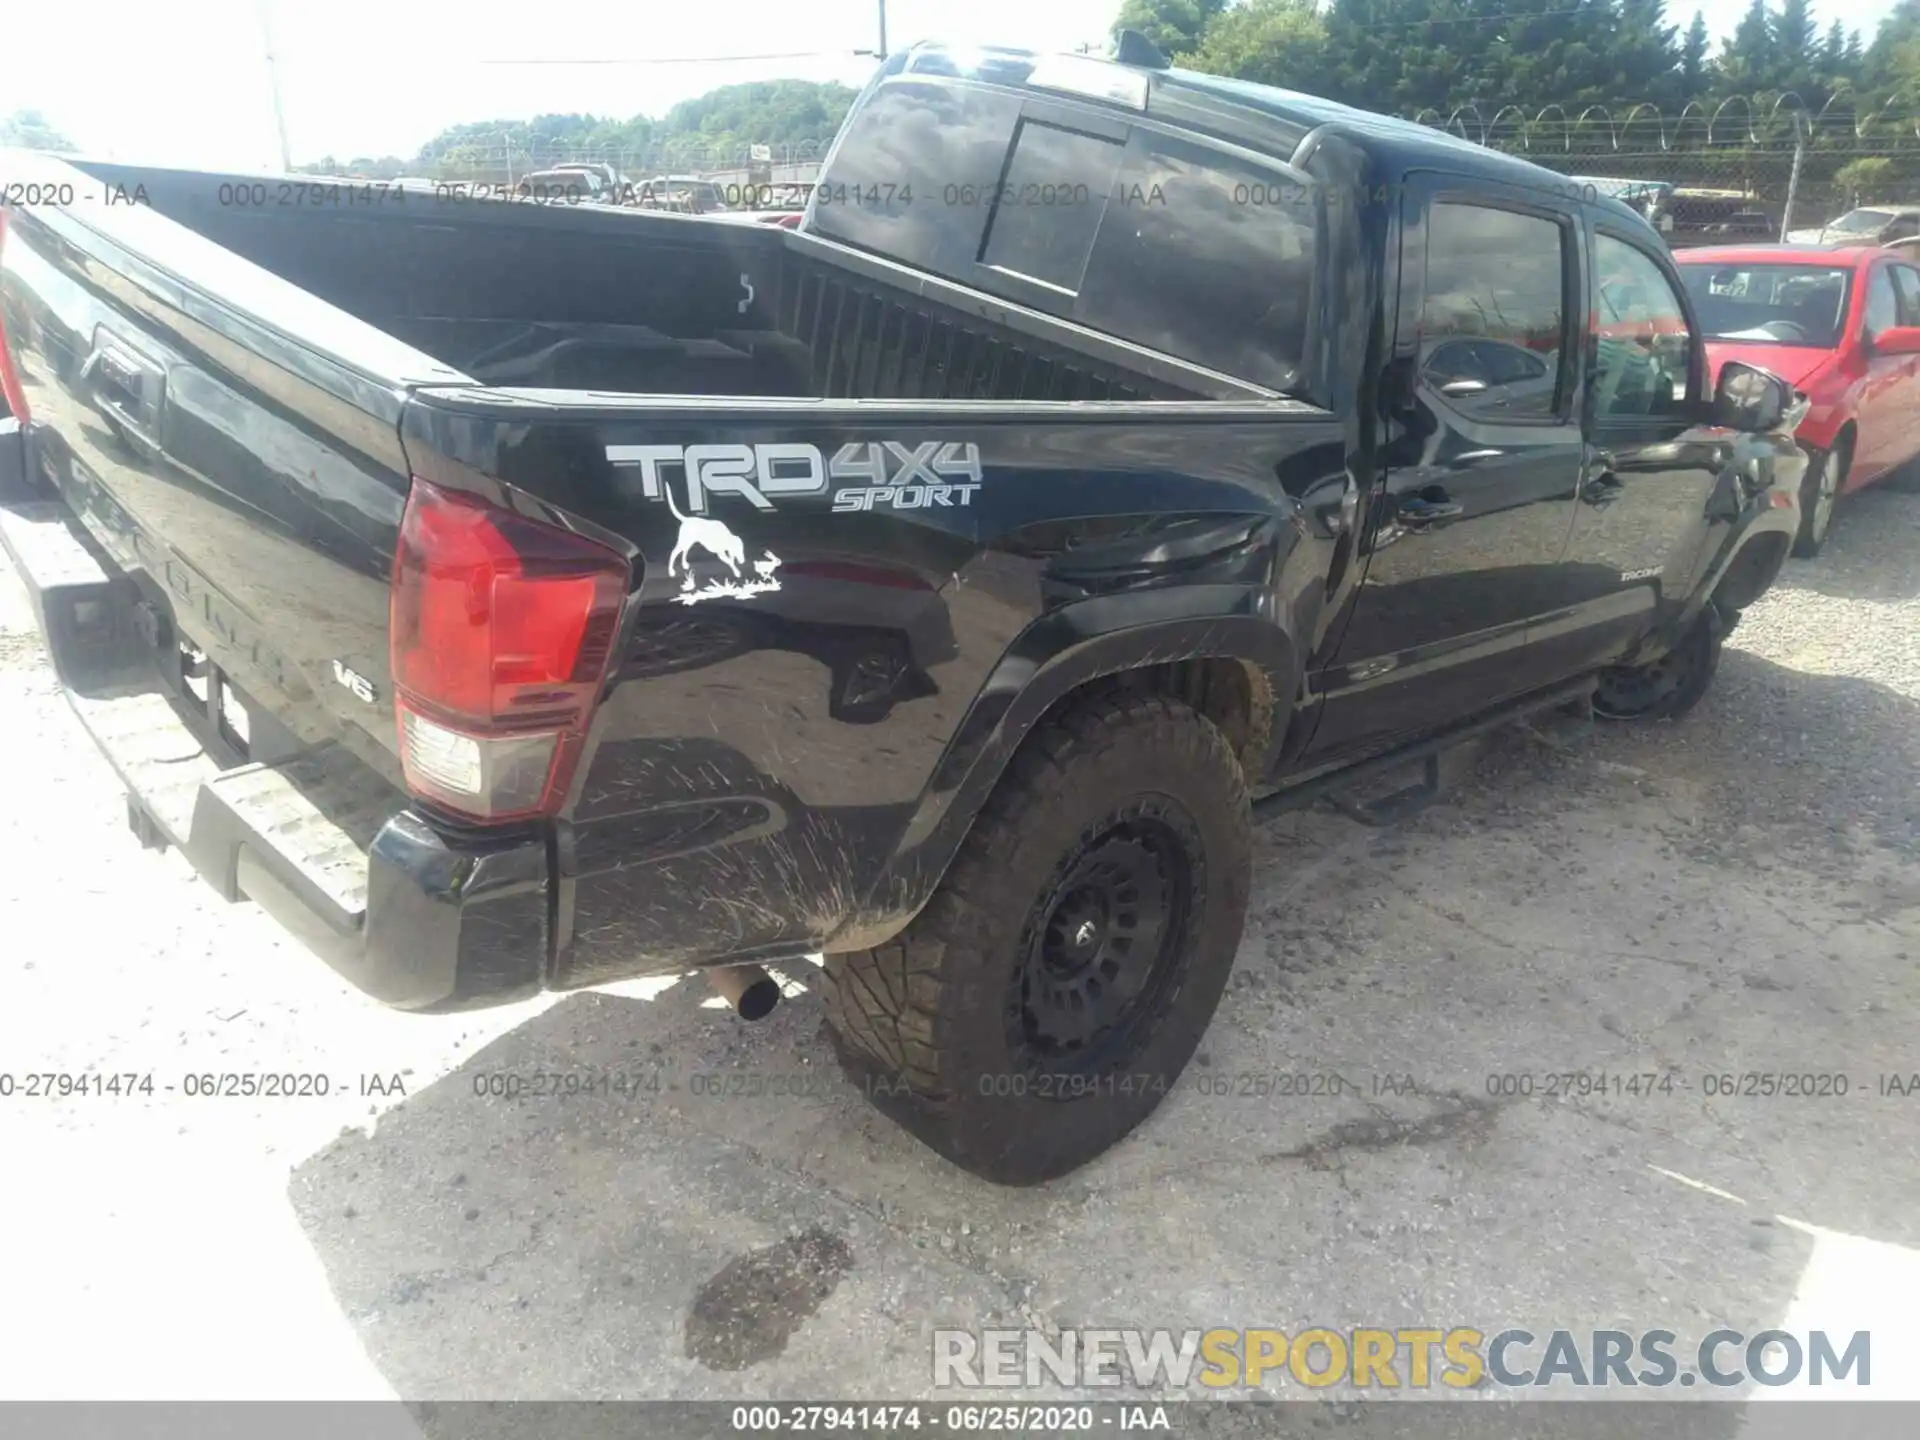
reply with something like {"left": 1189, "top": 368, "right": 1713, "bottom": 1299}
{"left": 400, "top": 392, "right": 1345, "bottom": 983}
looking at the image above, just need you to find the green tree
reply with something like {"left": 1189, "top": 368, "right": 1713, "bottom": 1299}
{"left": 1318, "top": 0, "right": 1641, "bottom": 116}
{"left": 656, "top": 79, "right": 857, "bottom": 165}
{"left": 0, "top": 109, "right": 76, "bottom": 152}
{"left": 1834, "top": 155, "right": 1893, "bottom": 203}
{"left": 1771, "top": 0, "right": 1822, "bottom": 97}
{"left": 1822, "top": 18, "right": 1848, "bottom": 71}
{"left": 1185, "top": 0, "right": 1328, "bottom": 89}
{"left": 1114, "top": 0, "right": 1230, "bottom": 58}
{"left": 1717, "top": 0, "right": 1780, "bottom": 92}
{"left": 1611, "top": 0, "right": 1684, "bottom": 108}
{"left": 1681, "top": 12, "right": 1711, "bottom": 97}
{"left": 402, "top": 80, "right": 854, "bottom": 181}
{"left": 1866, "top": 0, "right": 1920, "bottom": 95}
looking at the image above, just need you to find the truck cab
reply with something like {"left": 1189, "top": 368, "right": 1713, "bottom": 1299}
{"left": 808, "top": 43, "right": 1802, "bottom": 760}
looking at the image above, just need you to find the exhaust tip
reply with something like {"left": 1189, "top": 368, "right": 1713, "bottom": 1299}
{"left": 735, "top": 975, "right": 781, "bottom": 1022}
{"left": 709, "top": 964, "right": 781, "bottom": 1021}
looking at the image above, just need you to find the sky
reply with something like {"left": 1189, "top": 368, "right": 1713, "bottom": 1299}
{"left": 7, "top": 0, "right": 1904, "bottom": 174}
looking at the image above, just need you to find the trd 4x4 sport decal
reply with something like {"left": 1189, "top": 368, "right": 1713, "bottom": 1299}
{"left": 605, "top": 440, "right": 984, "bottom": 515}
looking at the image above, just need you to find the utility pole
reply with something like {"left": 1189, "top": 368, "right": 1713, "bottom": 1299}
{"left": 876, "top": 0, "right": 888, "bottom": 60}
{"left": 256, "top": 0, "right": 294, "bottom": 173}
{"left": 1779, "top": 114, "right": 1807, "bottom": 242}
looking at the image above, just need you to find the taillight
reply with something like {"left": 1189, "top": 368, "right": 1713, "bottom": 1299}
{"left": 389, "top": 479, "right": 628, "bottom": 823}
{"left": 0, "top": 209, "right": 31, "bottom": 424}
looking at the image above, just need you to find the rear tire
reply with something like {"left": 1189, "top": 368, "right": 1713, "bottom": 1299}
{"left": 822, "top": 693, "right": 1251, "bottom": 1185}
{"left": 1593, "top": 606, "right": 1724, "bottom": 723}
{"left": 1793, "top": 435, "right": 1848, "bottom": 558}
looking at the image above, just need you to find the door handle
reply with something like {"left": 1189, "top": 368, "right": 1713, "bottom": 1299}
{"left": 80, "top": 328, "right": 167, "bottom": 455}
{"left": 1396, "top": 492, "right": 1465, "bottom": 529}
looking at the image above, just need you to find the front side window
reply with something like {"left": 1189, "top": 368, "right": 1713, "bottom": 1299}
{"left": 1417, "top": 202, "right": 1568, "bottom": 420}
{"left": 1591, "top": 233, "right": 1693, "bottom": 421}
{"left": 1864, "top": 266, "right": 1900, "bottom": 339}
{"left": 1891, "top": 265, "right": 1920, "bottom": 325}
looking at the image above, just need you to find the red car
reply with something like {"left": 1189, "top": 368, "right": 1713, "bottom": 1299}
{"left": 1675, "top": 244, "right": 1920, "bottom": 555}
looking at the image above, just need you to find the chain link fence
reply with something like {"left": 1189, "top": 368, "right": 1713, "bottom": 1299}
{"left": 1417, "top": 98, "right": 1920, "bottom": 242}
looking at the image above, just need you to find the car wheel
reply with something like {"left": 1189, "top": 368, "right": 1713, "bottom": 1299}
{"left": 1793, "top": 436, "right": 1848, "bottom": 558}
{"left": 822, "top": 692, "right": 1251, "bottom": 1185}
{"left": 1593, "top": 606, "right": 1724, "bottom": 723}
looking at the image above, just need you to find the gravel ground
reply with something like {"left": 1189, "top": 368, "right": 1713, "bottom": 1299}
{"left": 0, "top": 483, "right": 1916, "bottom": 1418}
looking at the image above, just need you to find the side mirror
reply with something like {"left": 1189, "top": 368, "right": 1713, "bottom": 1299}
{"left": 1711, "top": 361, "right": 1792, "bottom": 433}
{"left": 1867, "top": 324, "right": 1920, "bottom": 357}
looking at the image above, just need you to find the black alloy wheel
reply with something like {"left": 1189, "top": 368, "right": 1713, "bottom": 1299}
{"left": 1010, "top": 807, "right": 1194, "bottom": 1077}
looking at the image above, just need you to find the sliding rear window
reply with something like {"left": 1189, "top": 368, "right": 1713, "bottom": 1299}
{"left": 977, "top": 120, "right": 1125, "bottom": 293}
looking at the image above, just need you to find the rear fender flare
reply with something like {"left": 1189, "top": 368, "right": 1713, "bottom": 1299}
{"left": 832, "top": 588, "right": 1298, "bottom": 950}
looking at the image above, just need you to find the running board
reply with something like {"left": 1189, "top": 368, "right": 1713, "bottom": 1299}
{"left": 1253, "top": 678, "right": 1598, "bottom": 827}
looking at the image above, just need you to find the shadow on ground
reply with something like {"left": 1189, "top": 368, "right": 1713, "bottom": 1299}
{"left": 288, "top": 651, "right": 1920, "bottom": 1413}
{"left": 1784, "top": 485, "right": 1920, "bottom": 604}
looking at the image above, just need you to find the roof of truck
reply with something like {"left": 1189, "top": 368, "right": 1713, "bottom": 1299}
{"left": 893, "top": 41, "right": 1653, "bottom": 234}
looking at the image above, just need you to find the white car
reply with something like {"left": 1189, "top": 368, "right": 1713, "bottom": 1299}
{"left": 1787, "top": 206, "right": 1920, "bottom": 247}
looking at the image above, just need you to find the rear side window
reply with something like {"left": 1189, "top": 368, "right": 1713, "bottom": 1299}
{"left": 1077, "top": 132, "right": 1317, "bottom": 393}
{"left": 1417, "top": 202, "right": 1567, "bottom": 420}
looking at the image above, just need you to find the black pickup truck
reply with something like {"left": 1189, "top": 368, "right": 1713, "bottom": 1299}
{"left": 0, "top": 39, "right": 1804, "bottom": 1184}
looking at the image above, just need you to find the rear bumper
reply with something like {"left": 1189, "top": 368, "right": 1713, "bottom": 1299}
{"left": 0, "top": 420, "right": 550, "bottom": 1011}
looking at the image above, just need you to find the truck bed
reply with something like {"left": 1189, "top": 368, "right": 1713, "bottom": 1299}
{"left": 75, "top": 161, "right": 1246, "bottom": 405}
{"left": 1, "top": 148, "right": 1338, "bottom": 1016}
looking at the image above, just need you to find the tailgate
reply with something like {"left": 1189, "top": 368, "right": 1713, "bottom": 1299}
{"left": 0, "top": 185, "right": 471, "bottom": 991}
{"left": 0, "top": 419, "right": 551, "bottom": 1011}
{"left": 0, "top": 187, "right": 448, "bottom": 786}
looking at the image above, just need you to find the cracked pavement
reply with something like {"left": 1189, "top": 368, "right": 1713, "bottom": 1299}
{"left": 0, "top": 487, "right": 1917, "bottom": 1408}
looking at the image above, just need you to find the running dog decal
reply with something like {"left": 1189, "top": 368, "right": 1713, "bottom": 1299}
{"left": 664, "top": 485, "right": 748, "bottom": 580}
{"left": 661, "top": 485, "right": 782, "bottom": 605}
